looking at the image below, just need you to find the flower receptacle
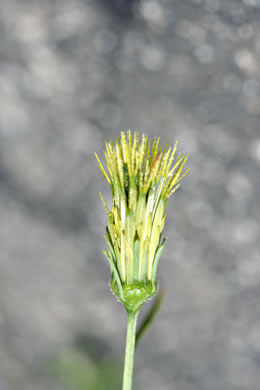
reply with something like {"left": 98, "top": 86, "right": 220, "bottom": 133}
{"left": 111, "top": 279, "right": 158, "bottom": 314}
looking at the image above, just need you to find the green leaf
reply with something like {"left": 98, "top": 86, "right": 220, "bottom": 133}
{"left": 135, "top": 290, "right": 164, "bottom": 346}
{"left": 51, "top": 348, "right": 121, "bottom": 390}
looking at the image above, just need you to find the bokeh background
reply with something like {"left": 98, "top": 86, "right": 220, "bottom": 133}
{"left": 0, "top": 0, "right": 260, "bottom": 389}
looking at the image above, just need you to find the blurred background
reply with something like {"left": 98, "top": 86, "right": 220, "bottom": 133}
{"left": 0, "top": 0, "right": 260, "bottom": 389}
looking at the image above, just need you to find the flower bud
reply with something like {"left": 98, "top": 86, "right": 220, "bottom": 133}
{"left": 95, "top": 131, "right": 189, "bottom": 313}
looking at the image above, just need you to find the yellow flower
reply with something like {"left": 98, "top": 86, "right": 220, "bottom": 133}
{"left": 95, "top": 130, "right": 189, "bottom": 312}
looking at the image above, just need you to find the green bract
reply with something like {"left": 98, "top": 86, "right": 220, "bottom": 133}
{"left": 95, "top": 131, "right": 189, "bottom": 313}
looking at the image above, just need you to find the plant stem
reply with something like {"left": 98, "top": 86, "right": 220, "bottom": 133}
{"left": 122, "top": 311, "right": 139, "bottom": 390}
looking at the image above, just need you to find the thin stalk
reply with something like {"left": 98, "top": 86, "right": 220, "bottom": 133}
{"left": 122, "top": 311, "right": 139, "bottom": 390}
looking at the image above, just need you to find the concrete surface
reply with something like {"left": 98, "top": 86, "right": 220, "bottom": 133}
{"left": 0, "top": 0, "right": 260, "bottom": 389}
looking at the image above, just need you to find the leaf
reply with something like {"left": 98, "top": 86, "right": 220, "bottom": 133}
{"left": 135, "top": 290, "right": 164, "bottom": 346}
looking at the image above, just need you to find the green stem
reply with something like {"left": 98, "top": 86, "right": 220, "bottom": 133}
{"left": 122, "top": 311, "right": 139, "bottom": 390}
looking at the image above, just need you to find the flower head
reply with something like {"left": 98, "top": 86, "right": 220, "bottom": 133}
{"left": 96, "top": 131, "right": 189, "bottom": 312}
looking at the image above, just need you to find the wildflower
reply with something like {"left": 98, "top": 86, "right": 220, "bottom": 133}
{"left": 95, "top": 131, "right": 189, "bottom": 313}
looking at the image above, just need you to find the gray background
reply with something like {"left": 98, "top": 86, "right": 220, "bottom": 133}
{"left": 0, "top": 0, "right": 260, "bottom": 389}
